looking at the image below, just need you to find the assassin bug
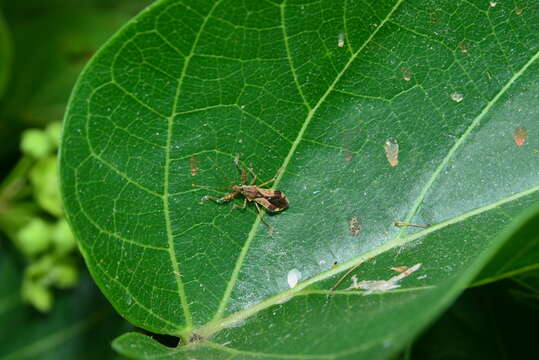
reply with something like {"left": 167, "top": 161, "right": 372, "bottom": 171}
{"left": 201, "top": 156, "right": 288, "bottom": 215}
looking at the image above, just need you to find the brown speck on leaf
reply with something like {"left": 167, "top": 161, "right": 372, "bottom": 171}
{"left": 189, "top": 156, "right": 198, "bottom": 176}
{"left": 349, "top": 216, "right": 361, "bottom": 236}
{"left": 429, "top": 9, "right": 442, "bottom": 24}
{"left": 384, "top": 138, "right": 399, "bottom": 166}
{"left": 458, "top": 41, "right": 469, "bottom": 54}
{"left": 515, "top": 8, "right": 523, "bottom": 15}
{"left": 391, "top": 266, "right": 409, "bottom": 273}
{"left": 343, "top": 152, "right": 353, "bottom": 162}
{"left": 401, "top": 68, "right": 412, "bottom": 81}
{"left": 514, "top": 126, "right": 527, "bottom": 146}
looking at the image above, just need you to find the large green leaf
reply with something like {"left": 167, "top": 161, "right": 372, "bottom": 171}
{"left": 60, "top": 0, "right": 539, "bottom": 358}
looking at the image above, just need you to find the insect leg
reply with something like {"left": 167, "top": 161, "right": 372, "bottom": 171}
{"left": 257, "top": 167, "right": 283, "bottom": 187}
{"left": 232, "top": 198, "right": 248, "bottom": 210}
{"left": 203, "top": 191, "right": 239, "bottom": 203}
{"left": 234, "top": 155, "right": 248, "bottom": 185}
{"left": 247, "top": 166, "right": 258, "bottom": 185}
{"left": 254, "top": 202, "right": 272, "bottom": 231}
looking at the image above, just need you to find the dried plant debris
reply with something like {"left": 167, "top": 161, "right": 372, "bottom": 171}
{"left": 390, "top": 266, "right": 409, "bottom": 273}
{"left": 347, "top": 263, "right": 422, "bottom": 295}
{"left": 189, "top": 156, "right": 198, "bottom": 176}
{"left": 383, "top": 138, "right": 399, "bottom": 166}
{"left": 394, "top": 221, "right": 429, "bottom": 228}
{"left": 349, "top": 216, "right": 362, "bottom": 236}
{"left": 331, "top": 261, "right": 364, "bottom": 293}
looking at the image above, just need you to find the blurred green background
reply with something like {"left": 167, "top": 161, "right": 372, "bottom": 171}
{"left": 0, "top": 1, "right": 150, "bottom": 359}
{"left": 0, "top": 1, "right": 537, "bottom": 359}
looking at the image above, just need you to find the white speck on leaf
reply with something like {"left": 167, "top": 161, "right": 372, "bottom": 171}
{"left": 287, "top": 269, "right": 301, "bottom": 288}
{"left": 450, "top": 92, "right": 464, "bottom": 102}
{"left": 338, "top": 32, "right": 345, "bottom": 48}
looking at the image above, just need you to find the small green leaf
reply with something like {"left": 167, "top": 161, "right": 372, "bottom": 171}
{"left": 29, "top": 156, "right": 62, "bottom": 216}
{"left": 21, "top": 279, "right": 53, "bottom": 312}
{"left": 51, "top": 219, "right": 77, "bottom": 255}
{"left": 16, "top": 218, "right": 52, "bottom": 257}
{"left": 20, "top": 129, "right": 54, "bottom": 159}
{"left": 60, "top": 0, "right": 539, "bottom": 358}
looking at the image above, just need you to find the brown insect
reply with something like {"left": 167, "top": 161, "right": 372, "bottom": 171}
{"left": 202, "top": 156, "right": 289, "bottom": 215}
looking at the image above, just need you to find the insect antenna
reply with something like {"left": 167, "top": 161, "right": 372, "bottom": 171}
{"left": 191, "top": 153, "right": 238, "bottom": 191}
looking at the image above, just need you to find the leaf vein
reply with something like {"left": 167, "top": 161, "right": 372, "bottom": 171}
{"left": 163, "top": 0, "right": 225, "bottom": 331}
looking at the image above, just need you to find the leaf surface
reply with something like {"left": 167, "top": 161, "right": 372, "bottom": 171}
{"left": 60, "top": 0, "right": 539, "bottom": 358}
{"left": 473, "top": 201, "right": 539, "bottom": 286}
